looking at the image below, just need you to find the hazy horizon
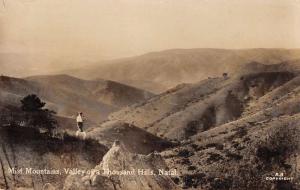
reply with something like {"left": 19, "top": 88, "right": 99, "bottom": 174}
{"left": 1, "top": 0, "right": 300, "bottom": 76}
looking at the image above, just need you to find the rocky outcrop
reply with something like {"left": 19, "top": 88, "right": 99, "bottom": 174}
{"left": 63, "top": 141, "right": 180, "bottom": 190}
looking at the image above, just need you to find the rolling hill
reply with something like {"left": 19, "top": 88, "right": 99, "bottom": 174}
{"left": 0, "top": 75, "right": 153, "bottom": 125}
{"left": 108, "top": 61, "right": 299, "bottom": 140}
{"left": 26, "top": 75, "right": 153, "bottom": 108}
{"left": 104, "top": 60, "right": 300, "bottom": 189}
{"left": 65, "top": 48, "right": 300, "bottom": 93}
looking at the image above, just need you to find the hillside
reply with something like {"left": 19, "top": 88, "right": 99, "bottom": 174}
{"left": 0, "top": 75, "right": 153, "bottom": 124}
{"left": 65, "top": 48, "right": 300, "bottom": 93}
{"left": 0, "top": 106, "right": 176, "bottom": 189}
{"left": 87, "top": 120, "right": 173, "bottom": 154}
{"left": 26, "top": 75, "right": 153, "bottom": 107}
{"left": 160, "top": 72, "right": 300, "bottom": 189}
{"left": 108, "top": 61, "right": 298, "bottom": 140}
{"left": 104, "top": 61, "right": 300, "bottom": 189}
{"left": 0, "top": 125, "right": 108, "bottom": 189}
{"left": 64, "top": 141, "right": 180, "bottom": 190}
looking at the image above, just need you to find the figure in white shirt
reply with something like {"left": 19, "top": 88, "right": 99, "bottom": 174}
{"left": 76, "top": 112, "right": 84, "bottom": 132}
{"left": 76, "top": 112, "right": 86, "bottom": 139}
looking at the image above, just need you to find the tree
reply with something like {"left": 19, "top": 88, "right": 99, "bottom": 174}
{"left": 20, "top": 94, "right": 57, "bottom": 134}
{"left": 21, "top": 94, "right": 45, "bottom": 112}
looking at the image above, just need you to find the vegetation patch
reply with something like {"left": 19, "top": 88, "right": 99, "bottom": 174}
{"left": 177, "top": 149, "right": 194, "bottom": 158}
{"left": 206, "top": 153, "right": 224, "bottom": 163}
{"left": 225, "top": 151, "right": 243, "bottom": 161}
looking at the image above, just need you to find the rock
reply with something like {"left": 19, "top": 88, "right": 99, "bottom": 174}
{"left": 43, "top": 183, "right": 56, "bottom": 190}
{"left": 63, "top": 141, "right": 181, "bottom": 190}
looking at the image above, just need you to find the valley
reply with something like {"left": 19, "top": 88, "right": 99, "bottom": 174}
{"left": 1, "top": 49, "right": 300, "bottom": 189}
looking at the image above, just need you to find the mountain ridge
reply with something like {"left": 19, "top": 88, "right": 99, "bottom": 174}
{"left": 64, "top": 48, "right": 300, "bottom": 93}
{"left": 0, "top": 74, "right": 153, "bottom": 124}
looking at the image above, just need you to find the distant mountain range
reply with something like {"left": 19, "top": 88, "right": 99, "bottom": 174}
{"left": 2, "top": 49, "right": 300, "bottom": 93}
{"left": 64, "top": 48, "right": 300, "bottom": 93}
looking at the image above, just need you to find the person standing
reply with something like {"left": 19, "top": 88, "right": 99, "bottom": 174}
{"left": 76, "top": 112, "right": 84, "bottom": 132}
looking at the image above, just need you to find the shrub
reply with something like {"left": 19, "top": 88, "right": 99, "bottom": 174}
{"left": 207, "top": 153, "right": 224, "bottom": 163}
{"left": 20, "top": 94, "right": 58, "bottom": 134}
{"left": 21, "top": 94, "right": 45, "bottom": 112}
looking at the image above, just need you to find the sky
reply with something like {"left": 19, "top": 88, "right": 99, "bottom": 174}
{"left": 0, "top": 0, "right": 300, "bottom": 68}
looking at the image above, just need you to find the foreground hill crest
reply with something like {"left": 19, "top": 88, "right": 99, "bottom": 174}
{"left": 64, "top": 141, "right": 180, "bottom": 190}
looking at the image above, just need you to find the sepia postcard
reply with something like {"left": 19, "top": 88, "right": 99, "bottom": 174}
{"left": 0, "top": 0, "right": 300, "bottom": 189}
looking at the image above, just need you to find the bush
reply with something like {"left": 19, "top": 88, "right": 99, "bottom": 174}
{"left": 21, "top": 94, "right": 45, "bottom": 112}
{"left": 20, "top": 94, "right": 58, "bottom": 134}
{"left": 207, "top": 153, "right": 224, "bottom": 163}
